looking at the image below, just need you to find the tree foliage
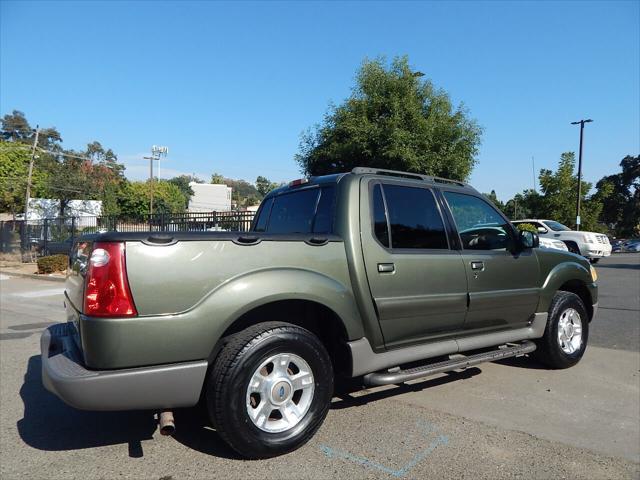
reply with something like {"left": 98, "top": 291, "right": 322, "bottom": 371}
{"left": 117, "top": 180, "right": 187, "bottom": 217}
{"left": 595, "top": 155, "right": 639, "bottom": 236}
{"left": 255, "top": 176, "right": 280, "bottom": 197}
{"left": 497, "top": 152, "right": 607, "bottom": 232}
{"left": 296, "top": 56, "right": 482, "bottom": 180}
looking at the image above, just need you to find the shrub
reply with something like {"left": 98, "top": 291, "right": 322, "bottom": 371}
{"left": 515, "top": 223, "right": 537, "bottom": 233}
{"left": 37, "top": 254, "right": 68, "bottom": 274}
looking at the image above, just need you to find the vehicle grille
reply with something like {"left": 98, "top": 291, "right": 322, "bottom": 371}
{"left": 597, "top": 235, "right": 608, "bottom": 244}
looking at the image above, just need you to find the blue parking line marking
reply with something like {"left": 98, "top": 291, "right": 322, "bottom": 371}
{"left": 320, "top": 421, "right": 449, "bottom": 478}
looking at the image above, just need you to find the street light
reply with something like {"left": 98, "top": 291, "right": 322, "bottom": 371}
{"left": 570, "top": 119, "right": 593, "bottom": 231}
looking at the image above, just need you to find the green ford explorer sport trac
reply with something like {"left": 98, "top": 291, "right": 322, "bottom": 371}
{"left": 42, "top": 167, "right": 598, "bottom": 458}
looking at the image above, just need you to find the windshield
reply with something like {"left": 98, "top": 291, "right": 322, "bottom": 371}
{"left": 544, "top": 220, "right": 571, "bottom": 231}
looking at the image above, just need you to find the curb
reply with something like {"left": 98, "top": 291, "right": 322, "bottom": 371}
{"left": 0, "top": 270, "right": 66, "bottom": 283}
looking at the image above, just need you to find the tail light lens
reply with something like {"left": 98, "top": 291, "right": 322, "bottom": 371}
{"left": 84, "top": 242, "right": 137, "bottom": 317}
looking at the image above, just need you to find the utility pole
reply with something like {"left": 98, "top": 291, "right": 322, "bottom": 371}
{"left": 143, "top": 145, "right": 168, "bottom": 226}
{"left": 570, "top": 119, "right": 593, "bottom": 231}
{"left": 23, "top": 126, "right": 40, "bottom": 223}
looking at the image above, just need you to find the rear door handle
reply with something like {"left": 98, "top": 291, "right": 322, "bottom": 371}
{"left": 470, "top": 261, "right": 485, "bottom": 271}
{"left": 377, "top": 263, "right": 395, "bottom": 273}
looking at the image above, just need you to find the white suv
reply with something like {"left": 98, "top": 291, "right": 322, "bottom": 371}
{"left": 512, "top": 219, "right": 611, "bottom": 264}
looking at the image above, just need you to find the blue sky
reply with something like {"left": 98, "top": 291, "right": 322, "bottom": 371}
{"left": 1, "top": 0, "right": 638, "bottom": 201}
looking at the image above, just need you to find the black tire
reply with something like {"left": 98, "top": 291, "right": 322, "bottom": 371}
{"left": 534, "top": 291, "right": 589, "bottom": 369}
{"left": 206, "top": 322, "right": 333, "bottom": 459}
{"left": 589, "top": 258, "right": 600, "bottom": 264}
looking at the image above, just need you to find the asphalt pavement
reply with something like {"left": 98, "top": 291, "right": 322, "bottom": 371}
{"left": 0, "top": 254, "right": 638, "bottom": 479}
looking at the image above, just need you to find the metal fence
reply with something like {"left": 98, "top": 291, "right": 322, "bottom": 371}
{"left": 0, "top": 211, "right": 256, "bottom": 261}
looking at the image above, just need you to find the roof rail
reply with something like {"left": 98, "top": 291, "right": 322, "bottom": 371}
{"left": 351, "top": 167, "right": 467, "bottom": 187}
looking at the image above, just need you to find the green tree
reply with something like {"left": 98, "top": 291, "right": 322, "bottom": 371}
{"left": 211, "top": 172, "right": 225, "bottom": 184}
{"left": 255, "top": 176, "right": 279, "bottom": 197}
{"left": 595, "top": 155, "right": 639, "bottom": 236}
{"left": 168, "top": 175, "right": 201, "bottom": 209}
{"left": 296, "top": 56, "right": 482, "bottom": 180}
{"left": 117, "top": 180, "right": 188, "bottom": 217}
{"left": 1, "top": 110, "right": 32, "bottom": 141}
{"left": 0, "top": 141, "right": 49, "bottom": 215}
{"left": 483, "top": 190, "right": 505, "bottom": 211}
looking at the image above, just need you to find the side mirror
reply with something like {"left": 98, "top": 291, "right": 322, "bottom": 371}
{"left": 520, "top": 230, "right": 539, "bottom": 249}
{"left": 537, "top": 226, "right": 548, "bottom": 234}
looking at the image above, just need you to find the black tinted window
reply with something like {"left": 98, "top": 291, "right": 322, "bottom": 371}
{"left": 444, "top": 192, "right": 514, "bottom": 251}
{"left": 383, "top": 184, "right": 448, "bottom": 249}
{"left": 312, "top": 186, "right": 335, "bottom": 234}
{"left": 255, "top": 186, "right": 337, "bottom": 234}
{"left": 253, "top": 197, "right": 273, "bottom": 232}
{"left": 266, "top": 188, "right": 319, "bottom": 234}
{"left": 372, "top": 184, "right": 390, "bottom": 247}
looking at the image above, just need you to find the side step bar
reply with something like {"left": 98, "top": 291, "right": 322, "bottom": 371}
{"left": 363, "top": 341, "right": 537, "bottom": 387}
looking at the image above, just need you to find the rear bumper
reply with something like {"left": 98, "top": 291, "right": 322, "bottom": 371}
{"left": 41, "top": 323, "right": 208, "bottom": 411}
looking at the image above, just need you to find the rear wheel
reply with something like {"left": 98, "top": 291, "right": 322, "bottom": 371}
{"left": 206, "top": 322, "right": 333, "bottom": 458}
{"left": 534, "top": 291, "right": 589, "bottom": 369}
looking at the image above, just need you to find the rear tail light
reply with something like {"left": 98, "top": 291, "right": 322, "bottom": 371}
{"left": 84, "top": 242, "right": 137, "bottom": 317}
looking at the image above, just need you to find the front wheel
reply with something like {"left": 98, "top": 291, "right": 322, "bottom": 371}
{"left": 206, "top": 322, "right": 333, "bottom": 458}
{"left": 589, "top": 258, "right": 600, "bottom": 264}
{"left": 534, "top": 291, "right": 589, "bottom": 369}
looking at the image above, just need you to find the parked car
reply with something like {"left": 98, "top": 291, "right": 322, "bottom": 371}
{"left": 42, "top": 167, "right": 598, "bottom": 459}
{"left": 611, "top": 239, "right": 624, "bottom": 253}
{"left": 538, "top": 236, "right": 569, "bottom": 251}
{"left": 511, "top": 219, "right": 611, "bottom": 264}
{"left": 621, "top": 239, "right": 640, "bottom": 253}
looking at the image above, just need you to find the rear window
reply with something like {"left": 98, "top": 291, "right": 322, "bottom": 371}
{"left": 253, "top": 186, "right": 336, "bottom": 234}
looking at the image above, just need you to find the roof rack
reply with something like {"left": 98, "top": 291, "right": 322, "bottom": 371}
{"left": 351, "top": 167, "right": 467, "bottom": 187}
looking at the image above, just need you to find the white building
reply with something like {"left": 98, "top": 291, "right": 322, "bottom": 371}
{"left": 26, "top": 198, "right": 102, "bottom": 227}
{"left": 188, "top": 182, "right": 232, "bottom": 212}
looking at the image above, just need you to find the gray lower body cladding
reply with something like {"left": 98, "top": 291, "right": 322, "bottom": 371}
{"left": 348, "top": 312, "right": 549, "bottom": 377}
{"left": 41, "top": 323, "right": 208, "bottom": 411}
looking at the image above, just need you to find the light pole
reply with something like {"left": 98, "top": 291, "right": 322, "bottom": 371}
{"left": 570, "top": 119, "right": 593, "bottom": 231}
{"left": 143, "top": 145, "right": 168, "bottom": 219}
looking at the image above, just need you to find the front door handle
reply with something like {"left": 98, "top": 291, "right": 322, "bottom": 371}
{"left": 470, "top": 261, "right": 485, "bottom": 271}
{"left": 377, "top": 263, "right": 395, "bottom": 273}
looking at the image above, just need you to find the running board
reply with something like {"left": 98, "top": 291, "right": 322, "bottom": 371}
{"left": 363, "top": 341, "right": 537, "bottom": 387}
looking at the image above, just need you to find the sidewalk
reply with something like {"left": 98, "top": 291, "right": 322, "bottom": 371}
{"left": 0, "top": 262, "right": 66, "bottom": 282}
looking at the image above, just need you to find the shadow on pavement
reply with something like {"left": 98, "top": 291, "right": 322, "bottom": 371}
{"left": 332, "top": 367, "right": 482, "bottom": 409}
{"left": 171, "top": 408, "right": 240, "bottom": 459}
{"left": 596, "top": 263, "right": 639, "bottom": 270}
{"left": 17, "top": 355, "right": 238, "bottom": 459}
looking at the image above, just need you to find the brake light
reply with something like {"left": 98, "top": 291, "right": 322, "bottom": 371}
{"left": 288, "top": 178, "right": 309, "bottom": 187}
{"left": 84, "top": 242, "right": 137, "bottom": 317}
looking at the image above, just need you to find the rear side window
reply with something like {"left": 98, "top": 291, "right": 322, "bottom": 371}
{"left": 371, "top": 183, "right": 448, "bottom": 249}
{"left": 253, "top": 197, "right": 273, "bottom": 232}
{"left": 254, "top": 186, "right": 336, "bottom": 234}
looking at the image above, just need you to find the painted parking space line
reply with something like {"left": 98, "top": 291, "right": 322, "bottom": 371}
{"left": 0, "top": 274, "right": 10, "bottom": 281}
{"left": 11, "top": 288, "right": 65, "bottom": 298}
{"left": 320, "top": 420, "right": 450, "bottom": 478}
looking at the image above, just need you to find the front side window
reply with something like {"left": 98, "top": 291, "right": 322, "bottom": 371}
{"left": 444, "top": 192, "right": 515, "bottom": 251}
{"left": 371, "top": 183, "right": 448, "bottom": 249}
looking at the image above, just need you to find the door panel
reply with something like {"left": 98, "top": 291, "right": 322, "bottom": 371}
{"left": 361, "top": 180, "right": 468, "bottom": 348}
{"left": 461, "top": 250, "right": 540, "bottom": 331}
{"left": 442, "top": 191, "right": 540, "bottom": 333}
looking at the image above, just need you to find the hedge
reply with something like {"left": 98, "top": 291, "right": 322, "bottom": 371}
{"left": 37, "top": 254, "right": 69, "bottom": 274}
